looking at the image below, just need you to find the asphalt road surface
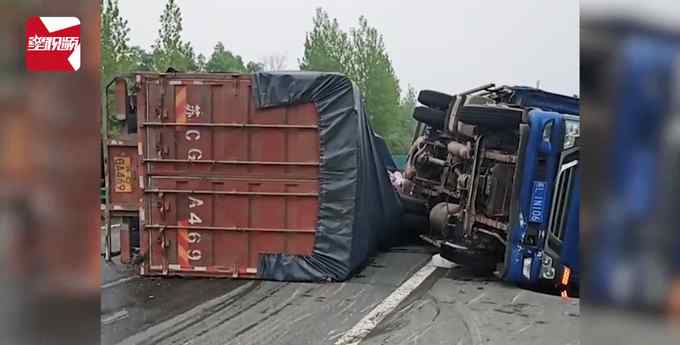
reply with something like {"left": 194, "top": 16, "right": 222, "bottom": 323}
{"left": 101, "top": 246, "right": 579, "bottom": 345}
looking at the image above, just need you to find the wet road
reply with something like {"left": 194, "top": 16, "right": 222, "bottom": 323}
{"left": 362, "top": 267, "right": 579, "bottom": 345}
{"left": 101, "top": 259, "right": 248, "bottom": 345}
{"left": 102, "top": 247, "right": 579, "bottom": 345}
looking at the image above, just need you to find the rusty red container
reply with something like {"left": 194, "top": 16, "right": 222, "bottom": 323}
{"left": 133, "top": 73, "right": 321, "bottom": 278}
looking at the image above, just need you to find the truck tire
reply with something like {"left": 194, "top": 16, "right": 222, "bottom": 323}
{"left": 412, "top": 106, "right": 446, "bottom": 130}
{"left": 458, "top": 105, "right": 523, "bottom": 129}
{"left": 418, "top": 90, "right": 454, "bottom": 111}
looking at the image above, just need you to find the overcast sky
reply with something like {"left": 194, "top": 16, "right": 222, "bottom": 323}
{"left": 119, "top": 0, "right": 579, "bottom": 96}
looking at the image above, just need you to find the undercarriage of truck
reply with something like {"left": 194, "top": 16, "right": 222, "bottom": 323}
{"left": 401, "top": 84, "right": 531, "bottom": 272}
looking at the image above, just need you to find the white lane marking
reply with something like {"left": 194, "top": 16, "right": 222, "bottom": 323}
{"left": 515, "top": 324, "right": 533, "bottom": 334}
{"left": 101, "top": 276, "right": 137, "bottom": 289}
{"left": 431, "top": 254, "right": 455, "bottom": 269}
{"left": 511, "top": 291, "right": 525, "bottom": 304}
{"left": 102, "top": 309, "right": 129, "bottom": 325}
{"left": 467, "top": 292, "right": 486, "bottom": 305}
{"left": 116, "top": 282, "right": 255, "bottom": 345}
{"left": 335, "top": 257, "right": 437, "bottom": 345}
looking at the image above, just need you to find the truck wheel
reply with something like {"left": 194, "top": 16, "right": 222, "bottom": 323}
{"left": 412, "top": 106, "right": 446, "bottom": 130}
{"left": 458, "top": 105, "right": 523, "bottom": 129}
{"left": 418, "top": 90, "right": 454, "bottom": 111}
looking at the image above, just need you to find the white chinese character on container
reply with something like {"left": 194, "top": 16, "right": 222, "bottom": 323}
{"left": 185, "top": 104, "right": 201, "bottom": 118}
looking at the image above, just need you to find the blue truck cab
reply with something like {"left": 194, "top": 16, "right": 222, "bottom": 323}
{"left": 501, "top": 89, "right": 580, "bottom": 294}
{"left": 400, "top": 84, "right": 579, "bottom": 293}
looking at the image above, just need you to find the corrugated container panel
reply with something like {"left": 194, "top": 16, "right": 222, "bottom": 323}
{"left": 137, "top": 74, "right": 320, "bottom": 278}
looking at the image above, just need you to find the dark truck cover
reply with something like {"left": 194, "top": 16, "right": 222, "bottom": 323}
{"left": 254, "top": 71, "right": 401, "bottom": 281}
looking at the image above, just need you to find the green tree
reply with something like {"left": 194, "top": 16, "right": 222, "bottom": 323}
{"left": 196, "top": 53, "right": 207, "bottom": 71}
{"left": 101, "top": 0, "right": 136, "bottom": 134}
{"left": 130, "top": 46, "right": 153, "bottom": 71}
{"left": 205, "top": 42, "right": 247, "bottom": 72}
{"left": 101, "top": 0, "right": 135, "bottom": 85}
{"left": 247, "top": 61, "right": 265, "bottom": 73}
{"left": 151, "top": 0, "right": 197, "bottom": 72}
{"left": 300, "top": 8, "right": 408, "bottom": 153}
{"left": 350, "top": 16, "right": 402, "bottom": 150}
{"left": 399, "top": 86, "right": 418, "bottom": 132}
{"left": 391, "top": 86, "right": 418, "bottom": 153}
{"left": 299, "top": 8, "right": 351, "bottom": 73}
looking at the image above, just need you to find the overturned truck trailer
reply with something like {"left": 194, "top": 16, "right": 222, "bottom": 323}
{"left": 103, "top": 71, "right": 400, "bottom": 281}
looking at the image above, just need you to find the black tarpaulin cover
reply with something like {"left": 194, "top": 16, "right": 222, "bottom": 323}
{"left": 253, "top": 71, "right": 401, "bottom": 282}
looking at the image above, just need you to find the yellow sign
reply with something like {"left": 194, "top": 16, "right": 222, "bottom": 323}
{"left": 113, "top": 156, "right": 132, "bottom": 193}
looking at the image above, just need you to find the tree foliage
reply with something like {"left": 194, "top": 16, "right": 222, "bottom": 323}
{"left": 101, "top": 0, "right": 137, "bottom": 134}
{"left": 151, "top": 0, "right": 197, "bottom": 72}
{"left": 299, "top": 8, "right": 350, "bottom": 73}
{"left": 300, "top": 8, "right": 412, "bottom": 153}
{"left": 129, "top": 45, "right": 153, "bottom": 71}
{"left": 247, "top": 61, "right": 265, "bottom": 73}
{"left": 101, "top": 0, "right": 135, "bottom": 86}
{"left": 205, "top": 42, "right": 247, "bottom": 72}
{"left": 393, "top": 86, "right": 418, "bottom": 153}
{"left": 196, "top": 53, "right": 207, "bottom": 71}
